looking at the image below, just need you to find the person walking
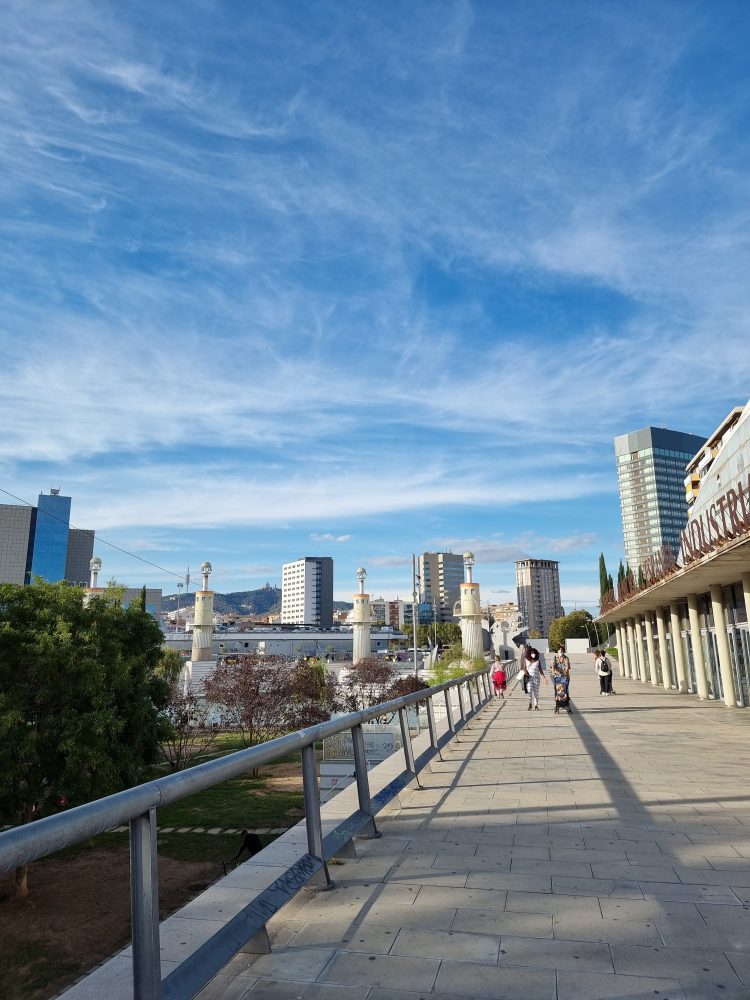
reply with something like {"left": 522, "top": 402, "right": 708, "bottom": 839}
{"left": 594, "top": 649, "right": 613, "bottom": 695}
{"left": 492, "top": 655, "right": 507, "bottom": 698}
{"left": 523, "top": 645, "right": 549, "bottom": 711}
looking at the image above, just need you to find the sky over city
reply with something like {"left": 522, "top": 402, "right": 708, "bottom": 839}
{"left": 2, "top": 1, "right": 750, "bottom": 609}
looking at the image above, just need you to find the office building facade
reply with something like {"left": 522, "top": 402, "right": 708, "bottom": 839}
{"left": 0, "top": 490, "right": 94, "bottom": 586}
{"left": 281, "top": 556, "right": 334, "bottom": 628}
{"left": 515, "top": 558, "right": 564, "bottom": 636}
{"left": 615, "top": 426, "right": 706, "bottom": 572}
{"left": 418, "top": 552, "right": 465, "bottom": 623}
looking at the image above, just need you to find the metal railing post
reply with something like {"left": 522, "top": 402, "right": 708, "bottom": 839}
{"left": 467, "top": 678, "right": 476, "bottom": 715}
{"left": 398, "top": 707, "right": 417, "bottom": 777}
{"left": 130, "top": 808, "right": 160, "bottom": 1000}
{"left": 456, "top": 682, "right": 466, "bottom": 723}
{"left": 301, "top": 744, "right": 334, "bottom": 888}
{"left": 443, "top": 688, "right": 455, "bottom": 733}
{"left": 425, "top": 695, "right": 438, "bottom": 750}
{"left": 475, "top": 675, "right": 482, "bottom": 706}
{"left": 351, "top": 725, "right": 379, "bottom": 838}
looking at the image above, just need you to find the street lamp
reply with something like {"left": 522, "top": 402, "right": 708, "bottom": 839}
{"left": 412, "top": 554, "right": 419, "bottom": 679}
{"left": 432, "top": 603, "right": 438, "bottom": 649}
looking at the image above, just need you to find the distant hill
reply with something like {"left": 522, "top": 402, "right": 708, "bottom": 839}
{"left": 162, "top": 584, "right": 352, "bottom": 616}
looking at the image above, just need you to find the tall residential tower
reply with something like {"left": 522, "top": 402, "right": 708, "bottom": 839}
{"left": 515, "top": 559, "right": 563, "bottom": 637}
{"left": 281, "top": 556, "right": 334, "bottom": 628}
{"left": 418, "top": 552, "right": 465, "bottom": 623}
{"left": 614, "top": 426, "right": 706, "bottom": 571}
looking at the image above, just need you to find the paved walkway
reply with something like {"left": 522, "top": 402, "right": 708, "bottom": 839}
{"left": 198, "top": 655, "right": 750, "bottom": 1000}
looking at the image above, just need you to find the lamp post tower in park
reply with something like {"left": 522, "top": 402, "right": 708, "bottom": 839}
{"left": 457, "top": 551, "right": 483, "bottom": 660}
{"left": 352, "top": 566, "right": 372, "bottom": 664}
{"left": 185, "top": 561, "right": 216, "bottom": 691}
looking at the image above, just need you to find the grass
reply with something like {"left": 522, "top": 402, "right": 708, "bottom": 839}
{"left": 0, "top": 940, "right": 80, "bottom": 1000}
{"left": 156, "top": 778, "right": 304, "bottom": 830}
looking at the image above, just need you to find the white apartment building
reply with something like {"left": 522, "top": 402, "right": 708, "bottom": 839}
{"left": 369, "top": 597, "right": 406, "bottom": 628}
{"left": 281, "top": 557, "right": 334, "bottom": 628}
{"left": 515, "top": 559, "right": 564, "bottom": 636}
{"left": 418, "top": 552, "right": 465, "bottom": 622}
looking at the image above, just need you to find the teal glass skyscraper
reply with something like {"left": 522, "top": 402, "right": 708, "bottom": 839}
{"left": 614, "top": 426, "right": 706, "bottom": 572}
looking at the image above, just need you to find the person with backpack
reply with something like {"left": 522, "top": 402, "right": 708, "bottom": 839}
{"left": 594, "top": 650, "right": 613, "bottom": 695}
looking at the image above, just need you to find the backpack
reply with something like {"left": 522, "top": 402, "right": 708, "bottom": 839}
{"left": 597, "top": 656, "right": 611, "bottom": 676}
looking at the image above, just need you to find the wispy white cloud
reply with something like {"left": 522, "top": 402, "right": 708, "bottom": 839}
{"left": 2, "top": 0, "right": 749, "bottom": 599}
{"left": 310, "top": 532, "right": 352, "bottom": 543}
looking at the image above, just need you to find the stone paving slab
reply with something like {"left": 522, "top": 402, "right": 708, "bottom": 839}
{"left": 205, "top": 659, "right": 750, "bottom": 999}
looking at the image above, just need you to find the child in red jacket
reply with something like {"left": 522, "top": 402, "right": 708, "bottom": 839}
{"left": 492, "top": 656, "right": 507, "bottom": 698}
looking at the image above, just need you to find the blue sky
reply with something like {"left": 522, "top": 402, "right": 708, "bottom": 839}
{"left": 2, "top": 1, "right": 750, "bottom": 609}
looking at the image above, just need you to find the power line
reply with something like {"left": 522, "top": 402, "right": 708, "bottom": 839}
{"left": 0, "top": 486, "right": 188, "bottom": 585}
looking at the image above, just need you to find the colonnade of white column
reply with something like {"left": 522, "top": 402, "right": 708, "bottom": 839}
{"left": 608, "top": 590, "right": 741, "bottom": 708}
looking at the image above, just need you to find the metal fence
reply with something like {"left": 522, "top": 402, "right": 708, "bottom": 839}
{"left": 0, "top": 665, "right": 494, "bottom": 1000}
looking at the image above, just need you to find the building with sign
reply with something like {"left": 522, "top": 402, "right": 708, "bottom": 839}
{"left": 614, "top": 426, "right": 706, "bottom": 571}
{"left": 600, "top": 399, "right": 750, "bottom": 710}
{"left": 0, "top": 489, "right": 94, "bottom": 586}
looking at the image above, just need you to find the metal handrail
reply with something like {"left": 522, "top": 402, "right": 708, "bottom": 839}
{"left": 0, "top": 664, "right": 492, "bottom": 1000}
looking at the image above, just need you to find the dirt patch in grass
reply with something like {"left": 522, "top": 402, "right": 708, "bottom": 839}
{"left": 257, "top": 761, "right": 303, "bottom": 793}
{"left": 0, "top": 848, "right": 219, "bottom": 1000}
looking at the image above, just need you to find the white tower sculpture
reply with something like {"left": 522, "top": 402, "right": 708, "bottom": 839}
{"left": 185, "top": 561, "right": 216, "bottom": 692}
{"left": 84, "top": 556, "right": 104, "bottom": 606}
{"left": 352, "top": 566, "right": 372, "bottom": 664}
{"left": 457, "top": 551, "right": 483, "bottom": 660}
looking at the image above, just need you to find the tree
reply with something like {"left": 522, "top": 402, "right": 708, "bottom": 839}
{"left": 340, "top": 657, "right": 395, "bottom": 713}
{"left": 401, "top": 622, "right": 461, "bottom": 647}
{"left": 156, "top": 646, "right": 185, "bottom": 684}
{"left": 548, "top": 609, "right": 597, "bottom": 651}
{"left": 385, "top": 676, "right": 430, "bottom": 702}
{"left": 203, "top": 656, "right": 338, "bottom": 763}
{"left": 0, "top": 581, "right": 170, "bottom": 898}
{"left": 598, "top": 553, "right": 609, "bottom": 597}
{"left": 159, "top": 680, "right": 219, "bottom": 772}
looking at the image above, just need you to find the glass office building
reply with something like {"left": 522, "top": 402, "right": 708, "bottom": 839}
{"left": 614, "top": 426, "right": 706, "bottom": 572}
{"left": 0, "top": 490, "right": 94, "bottom": 586}
{"left": 29, "top": 491, "right": 72, "bottom": 583}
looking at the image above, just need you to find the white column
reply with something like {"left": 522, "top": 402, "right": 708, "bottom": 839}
{"left": 186, "top": 561, "right": 216, "bottom": 693}
{"left": 352, "top": 567, "right": 372, "bottom": 665}
{"left": 615, "top": 622, "right": 628, "bottom": 677}
{"left": 710, "top": 584, "right": 737, "bottom": 708}
{"left": 668, "top": 604, "right": 688, "bottom": 694}
{"left": 687, "top": 593, "right": 709, "bottom": 700}
{"left": 642, "top": 613, "right": 658, "bottom": 686}
{"left": 626, "top": 618, "right": 639, "bottom": 681}
{"left": 458, "top": 552, "right": 483, "bottom": 661}
{"left": 654, "top": 607, "right": 671, "bottom": 690}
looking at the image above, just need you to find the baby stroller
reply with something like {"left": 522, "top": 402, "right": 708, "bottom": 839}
{"left": 553, "top": 672, "right": 572, "bottom": 714}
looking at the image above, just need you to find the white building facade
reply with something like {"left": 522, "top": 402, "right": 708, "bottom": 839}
{"left": 281, "top": 556, "right": 334, "bottom": 628}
